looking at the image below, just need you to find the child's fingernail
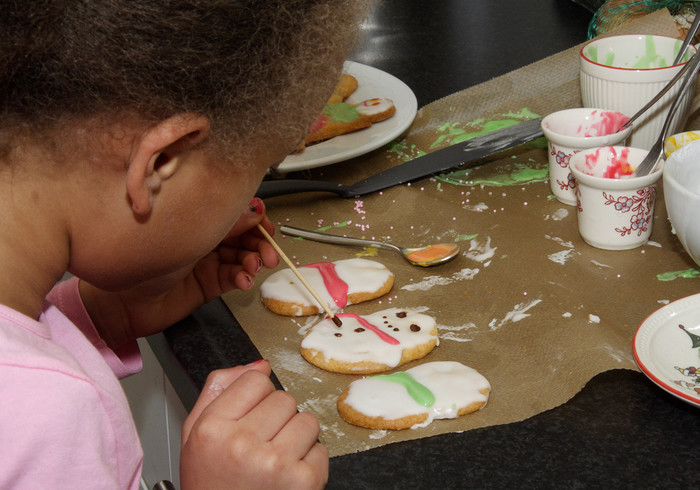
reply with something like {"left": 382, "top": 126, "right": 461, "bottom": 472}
{"left": 246, "top": 359, "right": 266, "bottom": 366}
{"left": 242, "top": 273, "right": 253, "bottom": 289}
{"left": 249, "top": 197, "right": 264, "bottom": 214}
{"left": 255, "top": 256, "right": 263, "bottom": 273}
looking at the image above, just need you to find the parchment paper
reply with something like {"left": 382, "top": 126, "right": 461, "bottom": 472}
{"left": 224, "top": 10, "right": 700, "bottom": 457}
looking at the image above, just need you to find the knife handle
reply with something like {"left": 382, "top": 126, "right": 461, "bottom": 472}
{"left": 256, "top": 179, "right": 354, "bottom": 198}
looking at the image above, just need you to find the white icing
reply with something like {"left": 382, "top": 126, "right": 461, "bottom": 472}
{"left": 356, "top": 98, "right": 394, "bottom": 116}
{"left": 548, "top": 249, "right": 578, "bottom": 264}
{"left": 301, "top": 307, "right": 437, "bottom": 368}
{"left": 260, "top": 258, "right": 393, "bottom": 314}
{"left": 466, "top": 236, "right": 496, "bottom": 263}
{"left": 400, "top": 267, "right": 479, "bottom": 291}
{"left": 343, "top": 361, "right": 489, "bottom": 428}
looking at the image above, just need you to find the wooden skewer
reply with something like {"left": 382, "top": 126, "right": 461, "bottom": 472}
{"left": 257, "top": 224, "right": 343, "bottom": 327}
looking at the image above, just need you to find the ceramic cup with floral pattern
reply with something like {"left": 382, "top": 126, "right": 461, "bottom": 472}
{"left": 569, "top": 145, "right": 662, "bottom": 250}
{"left": 541, "top": 108, "right": 631, "bottom": 205}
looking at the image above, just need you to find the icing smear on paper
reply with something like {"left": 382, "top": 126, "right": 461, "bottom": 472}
{"left": 388, "top": 108, "right": 548, "bottom": 186}
{"left": 489, "top": 299, "right": 542, "bottom": 330}
{"left": 292, "top": 316, "right": 323, "bottom": 336}
{"left": 544, "top": 234, "right": 579, "bottom": 264}
{"left": 545, "top": 208, "right": 570, "bottom": 221}
{"left": 437, "top": 161, "right": 548, "bottom": 188}
{"left": 438, "top": 322, "right": 478, "bottom": 342}
{"left": 548, "top": 249, "right": 578, "bottom": 265}
{"left": 657, "top": 268, "right": 700, "bottom": 281}
{"left": 429, "top": 108, "right": 542, "bottom": 148}
{"left": 298, "top": 394, "right": 346, "bottom": 439}
{"left": 401, "top": 268, "right": 480, "bottom": 291}
{"left": 466, "top": 236, "right": 497, "bottom": 265}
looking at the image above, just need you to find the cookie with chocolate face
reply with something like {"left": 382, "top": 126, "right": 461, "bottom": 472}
{"left": 300, "top": 308, "right": 438, "bottom": 374}
{"left": 260, "top": 258, "right": 394, "bottom": 317}
{"left": 337, "top": 361, "right": 490, "bottom": 430}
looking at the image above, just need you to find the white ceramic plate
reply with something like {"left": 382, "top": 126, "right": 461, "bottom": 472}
{"left": 633, "top": 293, "right": 700, "bottom": 407}
{"left": 276, "top": 61, "right": 418, "bottom": 173}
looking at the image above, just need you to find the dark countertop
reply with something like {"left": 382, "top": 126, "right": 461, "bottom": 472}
{"left": 153, "top": 2, "right": 700, "bottom": 487}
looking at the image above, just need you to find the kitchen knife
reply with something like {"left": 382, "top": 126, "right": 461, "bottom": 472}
{"left": 257, "top": 117, "right": 544, "bottom": 198}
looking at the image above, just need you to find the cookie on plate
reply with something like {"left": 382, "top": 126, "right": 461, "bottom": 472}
{"left": 327, "top": 73, "right": 358, "bottom": 103}
{"left": 337, "top": 361, "right": 490, "bottom": 430}
{"left": 300, "top": 307, "right": 438, "bottom": 374}
{"left": 260, "top": 258, "right": 394, "bottom": 317}
{"left": 305, "top": 98, "right": 396, "bottom": 145}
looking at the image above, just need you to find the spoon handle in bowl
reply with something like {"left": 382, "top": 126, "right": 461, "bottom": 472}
{"left": 279, "top": 225, "right": 400, "bottom": 253}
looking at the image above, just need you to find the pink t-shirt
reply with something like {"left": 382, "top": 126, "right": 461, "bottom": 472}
{"left": 0, "top": 277, "right": 144, "bottom": 489}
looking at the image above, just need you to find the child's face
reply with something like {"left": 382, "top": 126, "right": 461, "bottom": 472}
{"left": 71, "top": 136, "right": 289, "bottom": 292}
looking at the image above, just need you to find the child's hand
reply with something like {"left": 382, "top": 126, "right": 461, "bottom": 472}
{"left": 180, "top": 361, "right": 328, "bottom": 490}
{"left": 79, "top": 198, "right": 280, "bottom": 349}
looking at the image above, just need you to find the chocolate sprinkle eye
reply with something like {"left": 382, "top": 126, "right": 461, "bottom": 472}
{"left": 386, "top": 324, "right": 393, "bottom": 329}
{"left": 334, "top": 333, "right": 342, "bottom": 337}
{"left": 393, "top": 328, "right": 399, "bottom": 332}
{"left": 354, "top": 328, "right": 365, "bottom": 333}
{"left": 410, "top": 324, "right": 421, "bottom": 332}
{"left": 396, "top": 311, "right": 407, "bottom": 318}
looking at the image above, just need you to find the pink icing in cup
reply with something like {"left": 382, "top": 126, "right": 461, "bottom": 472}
{"left": 581, "top": 146, "right": 634, "bottom": 178}
{"left": 569, "top": 145, "right": 662, "bottom": 250}
{"left": 541, "top": 108, "right": 631, "bottom": 205}
{"left": 578, "top": 110, "right": 630, "bottom": 137}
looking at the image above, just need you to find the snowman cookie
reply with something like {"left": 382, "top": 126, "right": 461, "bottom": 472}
{"left": 300, "top": 308, "right": 438, "bottom": 374}
{"left": 260, "top": 258, "right": 394, "bottom": 317}
{"left": 337, "top": 361, "right": 490, "bottom": 430}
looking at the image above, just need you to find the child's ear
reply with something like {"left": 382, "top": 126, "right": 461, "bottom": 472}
{"left": 126, "top": 114, "right": 210, "bottom": 216}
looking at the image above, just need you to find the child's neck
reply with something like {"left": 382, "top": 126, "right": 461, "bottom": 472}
{"left": 0, "top": 158, "right": 71, "bottom": 320}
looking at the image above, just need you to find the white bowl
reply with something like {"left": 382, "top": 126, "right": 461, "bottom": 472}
{"left": 580, "top": 34, "right": 697, "bottom": 150}
{"left": 664, "top": 139, "right": 700, "bottom": 265}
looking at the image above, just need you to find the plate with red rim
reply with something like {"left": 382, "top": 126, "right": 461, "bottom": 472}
{"left": 276, "top": 60, "right": 418, "bottom": 174}
{"left": 633, "top": 292, "right": 700, "bottom": 407}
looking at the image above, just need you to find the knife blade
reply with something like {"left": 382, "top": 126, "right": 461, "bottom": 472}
{"left": 257, "top": 117, "right": 544, "bottom": 198}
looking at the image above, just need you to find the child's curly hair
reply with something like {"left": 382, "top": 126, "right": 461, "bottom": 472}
{"left": 0, "top": 0, "right": 371, "bottom": 159}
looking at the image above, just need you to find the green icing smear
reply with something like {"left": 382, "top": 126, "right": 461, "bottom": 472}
{"left": 388, "top": 140, "right": 426, "bottom": 163}
{"left": 437, "top": 162, "right": 549, "bottom": 187}
{"left": 373, "top": 372, "right": 435, "bottom": 407}
{"left": 631, "top": 35, "right": 668, "bottom": 69}
{"left": 390, "top": 108, "right": 547, "bottom": 188}
{"left": 316, "top": 221, "right": 350, "bottom": 233}
{"left": 323, "top": 103, "right": 359, "bottom": 123}
{"left": 426, "top": 108, "right": 548, "bottom": 187}
{"left": 430, "top": 108, "right": 540, "bottom": 149}
{"left": 585, "top": 35, "right": 689, "bottom": 69}
{"left": 657, "top": 268, "right": 700, "bottom": 281}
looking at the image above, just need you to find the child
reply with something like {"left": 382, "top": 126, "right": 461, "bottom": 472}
{"left": 0, "top": 1, "right": 370, "bottom": 488}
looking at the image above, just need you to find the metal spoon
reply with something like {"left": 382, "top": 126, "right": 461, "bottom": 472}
{"left": 673, "top": 7, "right": 700, "bottom": 65}
{"left": 634, "top": 48, "right": 700, "bottom": 176}
{"left": 279, "top": 225, "right": 460, "bottom": 267}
